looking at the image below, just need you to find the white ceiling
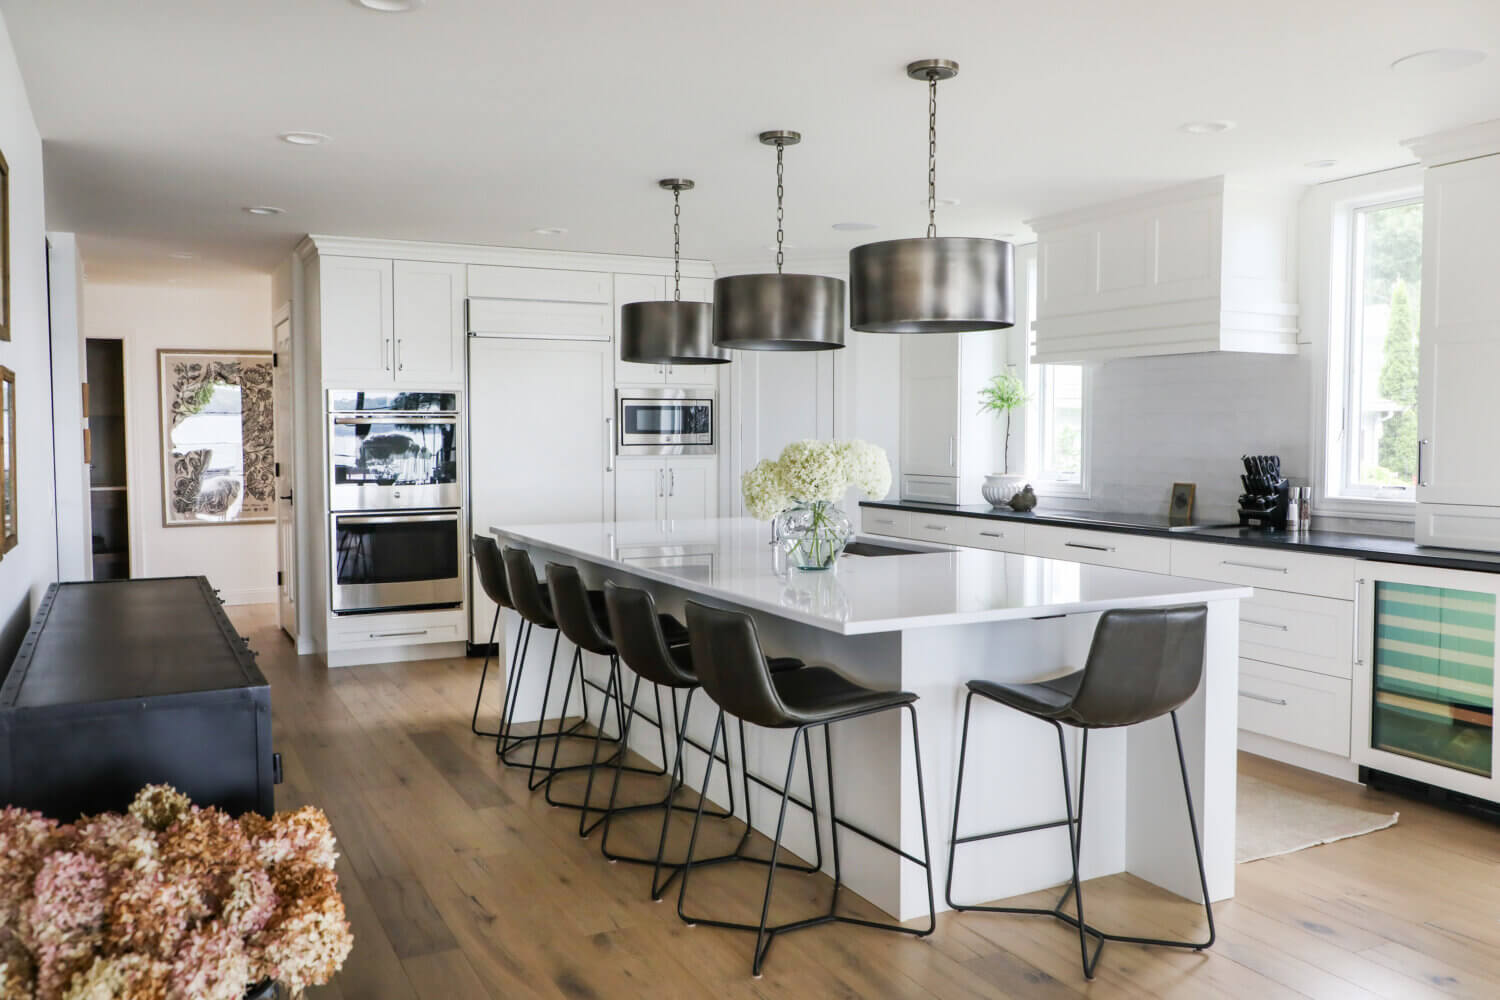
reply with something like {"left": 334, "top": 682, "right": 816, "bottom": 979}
{"left": 5, "top": 0, "right": 1498, "bottom": 283}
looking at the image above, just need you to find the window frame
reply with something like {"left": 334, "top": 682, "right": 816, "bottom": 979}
{"left": 1317, "top": 177, "right": 1424, "bottom": 518}
{"left": 1012, "top": 243, "right": 1090, "bottom": 498}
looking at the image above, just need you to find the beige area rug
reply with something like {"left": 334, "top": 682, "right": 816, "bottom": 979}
{"left": 1237, "top": 773, "right": 1399, "bottom": 863}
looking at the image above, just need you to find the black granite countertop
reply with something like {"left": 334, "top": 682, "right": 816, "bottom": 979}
{"left": 860, "top": 499, "right": 1500, "bottom": 575}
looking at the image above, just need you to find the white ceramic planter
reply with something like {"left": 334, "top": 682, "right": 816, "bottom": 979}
{"left": 981, "top": 474, "right": 1027, "bottom": 508}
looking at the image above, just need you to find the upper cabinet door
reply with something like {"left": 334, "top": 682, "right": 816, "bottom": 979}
{"left": 900, "top": 334, "right": 961, "bottom": 477}
{"left": 393, "top": 260, "right": 466, "bottom": 387}
{"left": 664, "top": 276, "right": 720, "bottom": 387}
{"left": 1417, "top": 154, "right": 1500, "bottom": 508}
{"left": 320, "top": 256, "right": 393, "bottom": 385}
{"left": 614, "top": 273, "right": 668, "bottom": 385}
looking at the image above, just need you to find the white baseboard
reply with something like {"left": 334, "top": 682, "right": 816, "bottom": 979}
{"left": 325, "top": 640, "right": 467, "bottom": 669}
{"left": 219, "top": 587, "right": 278, "bottom": 606}
{"left": 1239, "top": 730, "right": 1362, "bottom": 783}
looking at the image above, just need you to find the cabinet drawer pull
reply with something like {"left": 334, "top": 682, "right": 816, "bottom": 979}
{"left": 1065, "top": 541, "right": 1115, "bottom": 553}
{"left": 1353, "top": 576, "right": 1365, "bottom": 667}
{"left": 370, "top": 629, "right": 429, "bottom": 639}
{"left": 1241, "top": 618, "right": 1289, "bottom": 632}
{"left": 978, "top": 530, "right": 1004, "bottom": 538}
{"left": 923, "top": 523, "right": 949, "bottom": 531}
{"left": 872, "top": 517, "right": 895, "bottom": 525}
{"left": 1221, "top": 559, "right": 1288, "bottom": 574}
{"left": 1239, "top": 690, "right": 1288, "bottom": 706}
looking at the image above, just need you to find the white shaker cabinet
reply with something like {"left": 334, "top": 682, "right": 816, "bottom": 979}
{"left": 898, "top": 331, "right": 997, "bottom": 505}
{"left": 319, "top": 256, "right": 393, "bottom": 385}
{"left": 614, "top": 275, "right": 720, "bottom": 387}
{"left": 614, "top": 456, "right": 717, "bottom": 524}
{"left": 1410, "top": 143, "right": 1500, "bottom": 550}
{"left": 392, "top": 260, "right": 466, "bottom": 387}
{"left": 320, "top": 256, "right": 466, "bottom": 387}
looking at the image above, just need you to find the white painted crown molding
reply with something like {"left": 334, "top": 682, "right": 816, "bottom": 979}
{"left": 1403, "top": 118, "right": 1500, "bottom": 166}
{"left": 294, "top": 234, "right": 716, "bottom": 279}
{"left": 711, "top": 251, "right": 852, "bottom": 278}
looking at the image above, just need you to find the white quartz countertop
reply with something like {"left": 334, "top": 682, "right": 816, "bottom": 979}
{"left": 492, "top": 518, "right": 1251, "bottom": 636}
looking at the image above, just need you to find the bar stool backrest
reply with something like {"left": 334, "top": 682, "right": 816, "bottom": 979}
{"left": 1071, "top": 604, "right": 1208, "bottom": 728}
{"left": 501, "top": 546, "right": 555, "bottom": 628}
{"left": 685, "top": 601, "right": 790, "bottom": 729}
{"left": 471, "top": 535, "right": 511, "bottom": 610}
{"left": 545, "top": 563, "right": 614, "bottom": 656}
{"left": 603, "top": 582, "right": 697, "bottom": 688}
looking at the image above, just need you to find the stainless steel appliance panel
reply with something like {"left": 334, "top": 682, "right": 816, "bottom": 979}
{"left": 616, "top": 387, "right": 715, "bottom": 456}
{"left": 328, "top": 412, "right": 461, "bottom": 510}
{"left": 331, "top": 511, "right": 463, "bottom": 614}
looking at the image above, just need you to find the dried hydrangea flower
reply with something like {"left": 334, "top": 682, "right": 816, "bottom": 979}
{"left": 251, "top": 807, "right": 338, "bottom": 872}
{"left": 60, "top": 953, "right": 170, "bottom": 1000}
{"left": 128, "top": 786, "right": 192, "bottom": 834}
{"left": 167, "top": 922, "right": 252, "bottom": 1000}
{"left": 0, "top": 807, "right": 62, "bottom": 932}
{"left": 219, "top": 868, "right": 276, "bottom": 939}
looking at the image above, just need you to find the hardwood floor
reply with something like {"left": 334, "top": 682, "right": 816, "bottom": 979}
{"left": 234, "top": 604, "right": 1500, "bottom": 999}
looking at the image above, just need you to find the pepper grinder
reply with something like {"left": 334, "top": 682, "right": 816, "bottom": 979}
{"left": 1298, "top": 485, "right": 1312, "bottom": 532}
{"left": 1286, "top": 488, "right": 1301, "bottom": 534}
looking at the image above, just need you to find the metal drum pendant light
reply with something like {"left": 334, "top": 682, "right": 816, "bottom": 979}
{"left": 619, "top": 179, "right": 729, "bottom": 366}
{"left": 713, "top": 131, "right": 845, "bottom": 351}
{"left": 849, "top": 59, "right": 1014, "bottom": 333}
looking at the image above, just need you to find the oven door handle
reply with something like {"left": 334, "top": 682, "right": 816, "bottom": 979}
{"left": 336, "top": 513, "right": 459, "bottom": 526}
{"left": 333, "top": 415, "right": 457, "bottom": 424}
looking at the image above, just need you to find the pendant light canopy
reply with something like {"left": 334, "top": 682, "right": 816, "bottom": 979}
{"left": 713, "top": 131, "right": 845, "bottom": 351}
{"left": 849, "top": 60, "right": 1014, "bottom": 334}
{"left": 619, "top": 179, "right": 729, "bottom": 366}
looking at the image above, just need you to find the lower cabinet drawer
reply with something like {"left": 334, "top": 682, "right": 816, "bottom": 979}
{"left": 1024, "top": 525, "right": 1172, "bottom": 574}
{"left": 1238, "top": 659, "right": 1351, "bottom": 757}
{"left": 908, "top": 514, "right": 965, "bottom": 544}
{"left": 1238, "top": 590, "right": 1353, "bottom": 680}
{"left": 958, "top": 518, "right": 1026, "bottom": 554}
{"left": 862, "top": 509, "right": 911, "bottom": 538}
{"left": 1171, "top": 540, "right": 1353, "bottom": 600}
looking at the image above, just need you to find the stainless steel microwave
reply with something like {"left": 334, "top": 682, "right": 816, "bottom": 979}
{"left": 616, "top": 388, "right": 715, "bottom": 456}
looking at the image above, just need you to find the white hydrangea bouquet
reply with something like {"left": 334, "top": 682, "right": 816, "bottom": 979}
{"left": 742, "top": 439, "right": 892, "bottom": 570}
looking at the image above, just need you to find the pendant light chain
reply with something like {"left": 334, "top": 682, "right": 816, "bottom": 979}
{"left": 774, "top": 140, "right": 786, "bottom": 274}
{"left": 927, "top": 74, "right": 938, "bottom": 239}
{"left": 672, "top": 186, "right": 682, "bottom": 301}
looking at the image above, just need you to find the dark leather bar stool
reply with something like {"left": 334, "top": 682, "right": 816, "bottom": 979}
{"left": 542, "top": 562, "right": 675, "bottom": 832}
{"left": 599, "top": 581, "right": 811, "bottom": 900}
{"left": 678, "top": 601, "right": 937, "bottom": 977}
{"left": 497, "top": 545, "right": 608, "bottom": 787}
{"left": 469, "top": 535, "right": 523, "bottom": 739}
{"left": 945, "top": 604, "right": 1215, "bottom": 980}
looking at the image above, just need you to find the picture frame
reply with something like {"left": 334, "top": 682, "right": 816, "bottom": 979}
{"left": 1169, "top": 481, "right": 1196, "bottom": 527}
{"left": 157, "top": 349, "right": 275, "bottom": 526}
{"left": 0, "top": 147, "right": 9, "bottom": 342}
{"left": 1, "top": 366, "right": 17, "bottom": 553}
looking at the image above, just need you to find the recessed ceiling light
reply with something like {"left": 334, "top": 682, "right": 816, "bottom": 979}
{"left": 168, "top": 251, "right": 196, "bottom": 260}
{"left": 996, "top": 232, "right": 1016, "bottom": 239}
{"left": 764, "top": 243, "right": 799, "bottom": 252}
{"left": 353, "top": 0, "right": 424, "bottom": 11}
{"left": 1304, "top": 159, "right": 1338, "bottom": 169}
{"left": 831, "top": 222, "right": 878, "bottom": 232}
{"left": 1390, "top": 48, "right": 1486, "bottom": 74}
{"left": 279, "top": 131, "right": 331, "bottom": 146}
{"left": 244, "top": 206, "right": 284, "bottom": 216}
{"left": 921, "top": 197, "right": 961, "bottom": 207}
{"left": 531, "top": 227, "right": 567, "bottom": 236}
{"left": 1179, "top": 120, "right": 1236, "bottom": 135}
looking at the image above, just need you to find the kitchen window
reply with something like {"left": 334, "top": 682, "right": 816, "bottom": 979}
{"left": 1325, "top": 192, "right": 1423, "bottom": 505}
{"left": 1019, "top": 246, "right": 1088, "bottom": 493}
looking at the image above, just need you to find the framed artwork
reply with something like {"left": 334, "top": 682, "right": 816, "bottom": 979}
{"left": 0, "top": 367, "right": 16, "bottom": 553}
{"left": 158, "top": 350, "right": 275, "bottom": 526}
{"left": 1, "top": 147, "right": 9, "bottom": 342}
{"left": 1169, "top": 481, "right": 1196, "bottom": 527}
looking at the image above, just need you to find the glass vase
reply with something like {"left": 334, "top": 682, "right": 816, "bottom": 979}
{"left": 775, "top": 500, "right": 852, "bottom": 571}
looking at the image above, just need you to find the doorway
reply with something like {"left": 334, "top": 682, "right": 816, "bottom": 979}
{"left": 84, "top": 338, "right": 129, "bottom": 580}
{"left": 272, "top": 309, "right": 297, "bottom": 640}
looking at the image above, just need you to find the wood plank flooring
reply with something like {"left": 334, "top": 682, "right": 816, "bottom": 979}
{"left": 234, "top": 604, "right": 1500, "bottom": 999}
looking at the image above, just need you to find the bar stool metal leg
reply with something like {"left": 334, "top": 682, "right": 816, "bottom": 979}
{"left": 946, "top": 696, "right": 1215, "bottom": 980}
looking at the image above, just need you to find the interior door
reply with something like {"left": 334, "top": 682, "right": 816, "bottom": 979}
{"left": 468, "top": 336, "right": 615, "bottom": 639}
{"left": 272, "top": 314, "right": 297, "bottom": 639}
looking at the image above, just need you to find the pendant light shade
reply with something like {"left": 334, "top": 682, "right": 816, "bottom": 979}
{"left": 619, "top": 179, "right": 730, "bottom": 366}
{"left": 713, "top": 131, "right": 846, "bottom": 352}
{"left": 849, "top": 60, "right": 1014, "bottom": 334}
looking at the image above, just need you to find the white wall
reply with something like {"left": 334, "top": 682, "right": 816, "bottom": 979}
{"left": 0, "top": 12, "right": 61, "bottom": 664}
{"left": 80, "top": 278, "right": 277, "bottom": 604}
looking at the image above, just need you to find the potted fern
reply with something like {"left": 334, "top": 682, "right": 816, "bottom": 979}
{"left": 977, "top": 370, "right": 1029, "bottom": 507}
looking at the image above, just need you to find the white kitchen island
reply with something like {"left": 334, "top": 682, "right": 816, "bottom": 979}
{"left": 491, "top": 517, "right": 1251, "bottom": 923}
